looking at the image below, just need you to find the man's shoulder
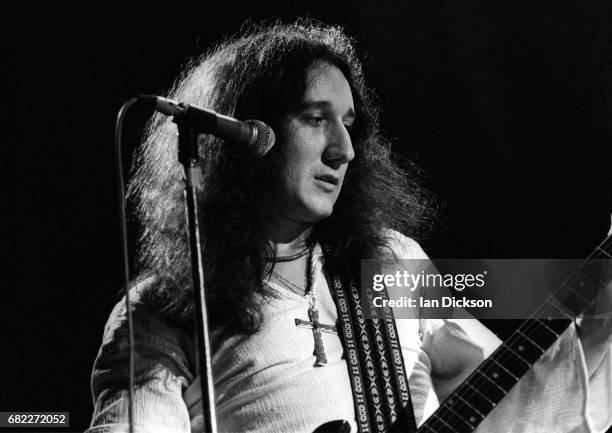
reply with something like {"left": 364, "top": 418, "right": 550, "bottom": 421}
{"left": 92, "top": 274, "right": 196, "bottom": 391}
{"left": 380, "top": 228, "right": 429, "bottom": 260}
{"left": 101, "top": 274, "right": 179, "bottom": 345}
{"left": 105, "top": 274, "right": 157, "bottom": 322}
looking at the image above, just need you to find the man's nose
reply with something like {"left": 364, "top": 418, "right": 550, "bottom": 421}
{"left": 323, "top": 121, "right": 355, "bottom": 166}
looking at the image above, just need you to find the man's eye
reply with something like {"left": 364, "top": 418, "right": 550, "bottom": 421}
{"left": 306, "top": 116, "right": 326, "bottom": 125}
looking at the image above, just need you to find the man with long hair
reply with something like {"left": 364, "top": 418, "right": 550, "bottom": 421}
{"left": 87, "top": 21, "right": 612, "bottom": 432}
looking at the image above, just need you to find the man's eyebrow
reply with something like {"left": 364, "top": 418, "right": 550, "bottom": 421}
{"left": 295, "top": 100, "right": 356, "bottom": 119}
{"left": 295, "top": 100, "right": 331, "bottom": 110}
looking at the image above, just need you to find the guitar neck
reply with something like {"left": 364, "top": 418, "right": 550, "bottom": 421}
{"left": 417, "top": 235, "right": 612, "bottom": 433}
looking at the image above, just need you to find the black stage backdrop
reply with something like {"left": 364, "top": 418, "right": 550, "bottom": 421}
{"left": 11, "top": 1, "right": 612, "bottom": 431}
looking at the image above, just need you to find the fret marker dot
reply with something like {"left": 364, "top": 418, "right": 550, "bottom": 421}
{"left": 492, "top": 372, "right": 499, "bottom": 379}
{"left": 469, "top": 416, "right": 477, "bottom": 423}
{"left": 518, "top": 345, "right": 525, "bottom": 351}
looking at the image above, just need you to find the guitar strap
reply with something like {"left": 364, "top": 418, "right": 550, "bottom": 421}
{"left": 320, "top": 241, "right": 417, "bottom": 433}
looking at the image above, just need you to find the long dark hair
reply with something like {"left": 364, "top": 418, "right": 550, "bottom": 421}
{"left": 128, "top": 20, "right": 435, "bottom": 336}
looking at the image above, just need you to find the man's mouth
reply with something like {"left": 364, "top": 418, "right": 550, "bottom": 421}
{"left": 315, "top": 174, "right": 340, "bottom": 185}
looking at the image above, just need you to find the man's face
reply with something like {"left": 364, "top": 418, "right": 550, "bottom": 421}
{"left": 274, "top": 62, "right": 356, "bottom": 228}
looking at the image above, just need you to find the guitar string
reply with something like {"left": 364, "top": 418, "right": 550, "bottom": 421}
{"left": 425, "top": 319, "right": 568, "bottom": 430}
{"left": 427, "top": 304, "right": 605, "bottom": 427}
{"left": 423, "top": 235, "right": 611, "bottom": 430}
{"left": 427, "top": 297, "right": 579, "bottom": 429}
{"left": 425, "top": 324, "right": 569, "bottom": 431}
{"left": 425, "top": 318, "right": 567, "bottom": 431}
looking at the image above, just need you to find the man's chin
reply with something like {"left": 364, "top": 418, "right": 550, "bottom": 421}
{"left": 284, "top": 198, "right": 338, "bottom": 225}
{"left": 306, "top": 206, "right": 335, "bottom": 223}
{"left": 291, "top": 203, "right": 333, "bottom": 224}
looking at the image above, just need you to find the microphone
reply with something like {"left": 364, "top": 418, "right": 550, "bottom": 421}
{"left": 138, "top": 95, "right": 275, "bottom": 157}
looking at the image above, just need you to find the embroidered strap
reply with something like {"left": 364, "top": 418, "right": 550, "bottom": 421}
{"left": 321, "top": 241, "right": 417, "bottom": 433}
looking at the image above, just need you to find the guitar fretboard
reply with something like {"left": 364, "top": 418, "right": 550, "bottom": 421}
{"left": 417, "top": 235, "right": 612, "bottom": 433}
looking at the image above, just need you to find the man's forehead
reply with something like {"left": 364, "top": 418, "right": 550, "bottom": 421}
{"left": 305, "top": 63, "right": 350, "bottom": 89}
{"left": 299, "top": 64, "right": 355, "bottom": 114}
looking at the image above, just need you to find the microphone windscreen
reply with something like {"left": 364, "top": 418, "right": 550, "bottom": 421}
{"left": 246, "top": 120, "right": 275, "bottom": 157}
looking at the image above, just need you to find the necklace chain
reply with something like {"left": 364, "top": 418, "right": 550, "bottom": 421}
{"left": 269, "top": 242, "right": 315, "bottom": 301}
{"left": 271, "top": 270, "right": 308, "bottom": 295}
{"left": 264, "top": 246, "right": 310, "bottom": 263}
{"left": 271, "top": 239, "right": 333, "bottom": 367}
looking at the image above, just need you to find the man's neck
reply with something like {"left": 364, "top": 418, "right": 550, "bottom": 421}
{"left": 263, "top": 220, "right": 314, "bottom": 258}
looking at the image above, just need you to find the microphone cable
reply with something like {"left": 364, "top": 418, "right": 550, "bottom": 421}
{"left": 114, "top": 97, "right": 139, "bottom": 433}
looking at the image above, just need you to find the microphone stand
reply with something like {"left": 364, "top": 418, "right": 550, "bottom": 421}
{"left": 174, "top": 114, "right": 217, "bottom": 433}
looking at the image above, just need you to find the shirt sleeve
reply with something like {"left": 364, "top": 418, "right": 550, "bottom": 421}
{"left": 386, "top": 229, "right": 612, "bottom": 433}
{"left": 86, "top": 281, "right": 195, "bottom": 433}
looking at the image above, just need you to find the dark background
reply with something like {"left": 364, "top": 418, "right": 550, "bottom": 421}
{"left": 11, "top": 0, "right": 612, "bottom": 431}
